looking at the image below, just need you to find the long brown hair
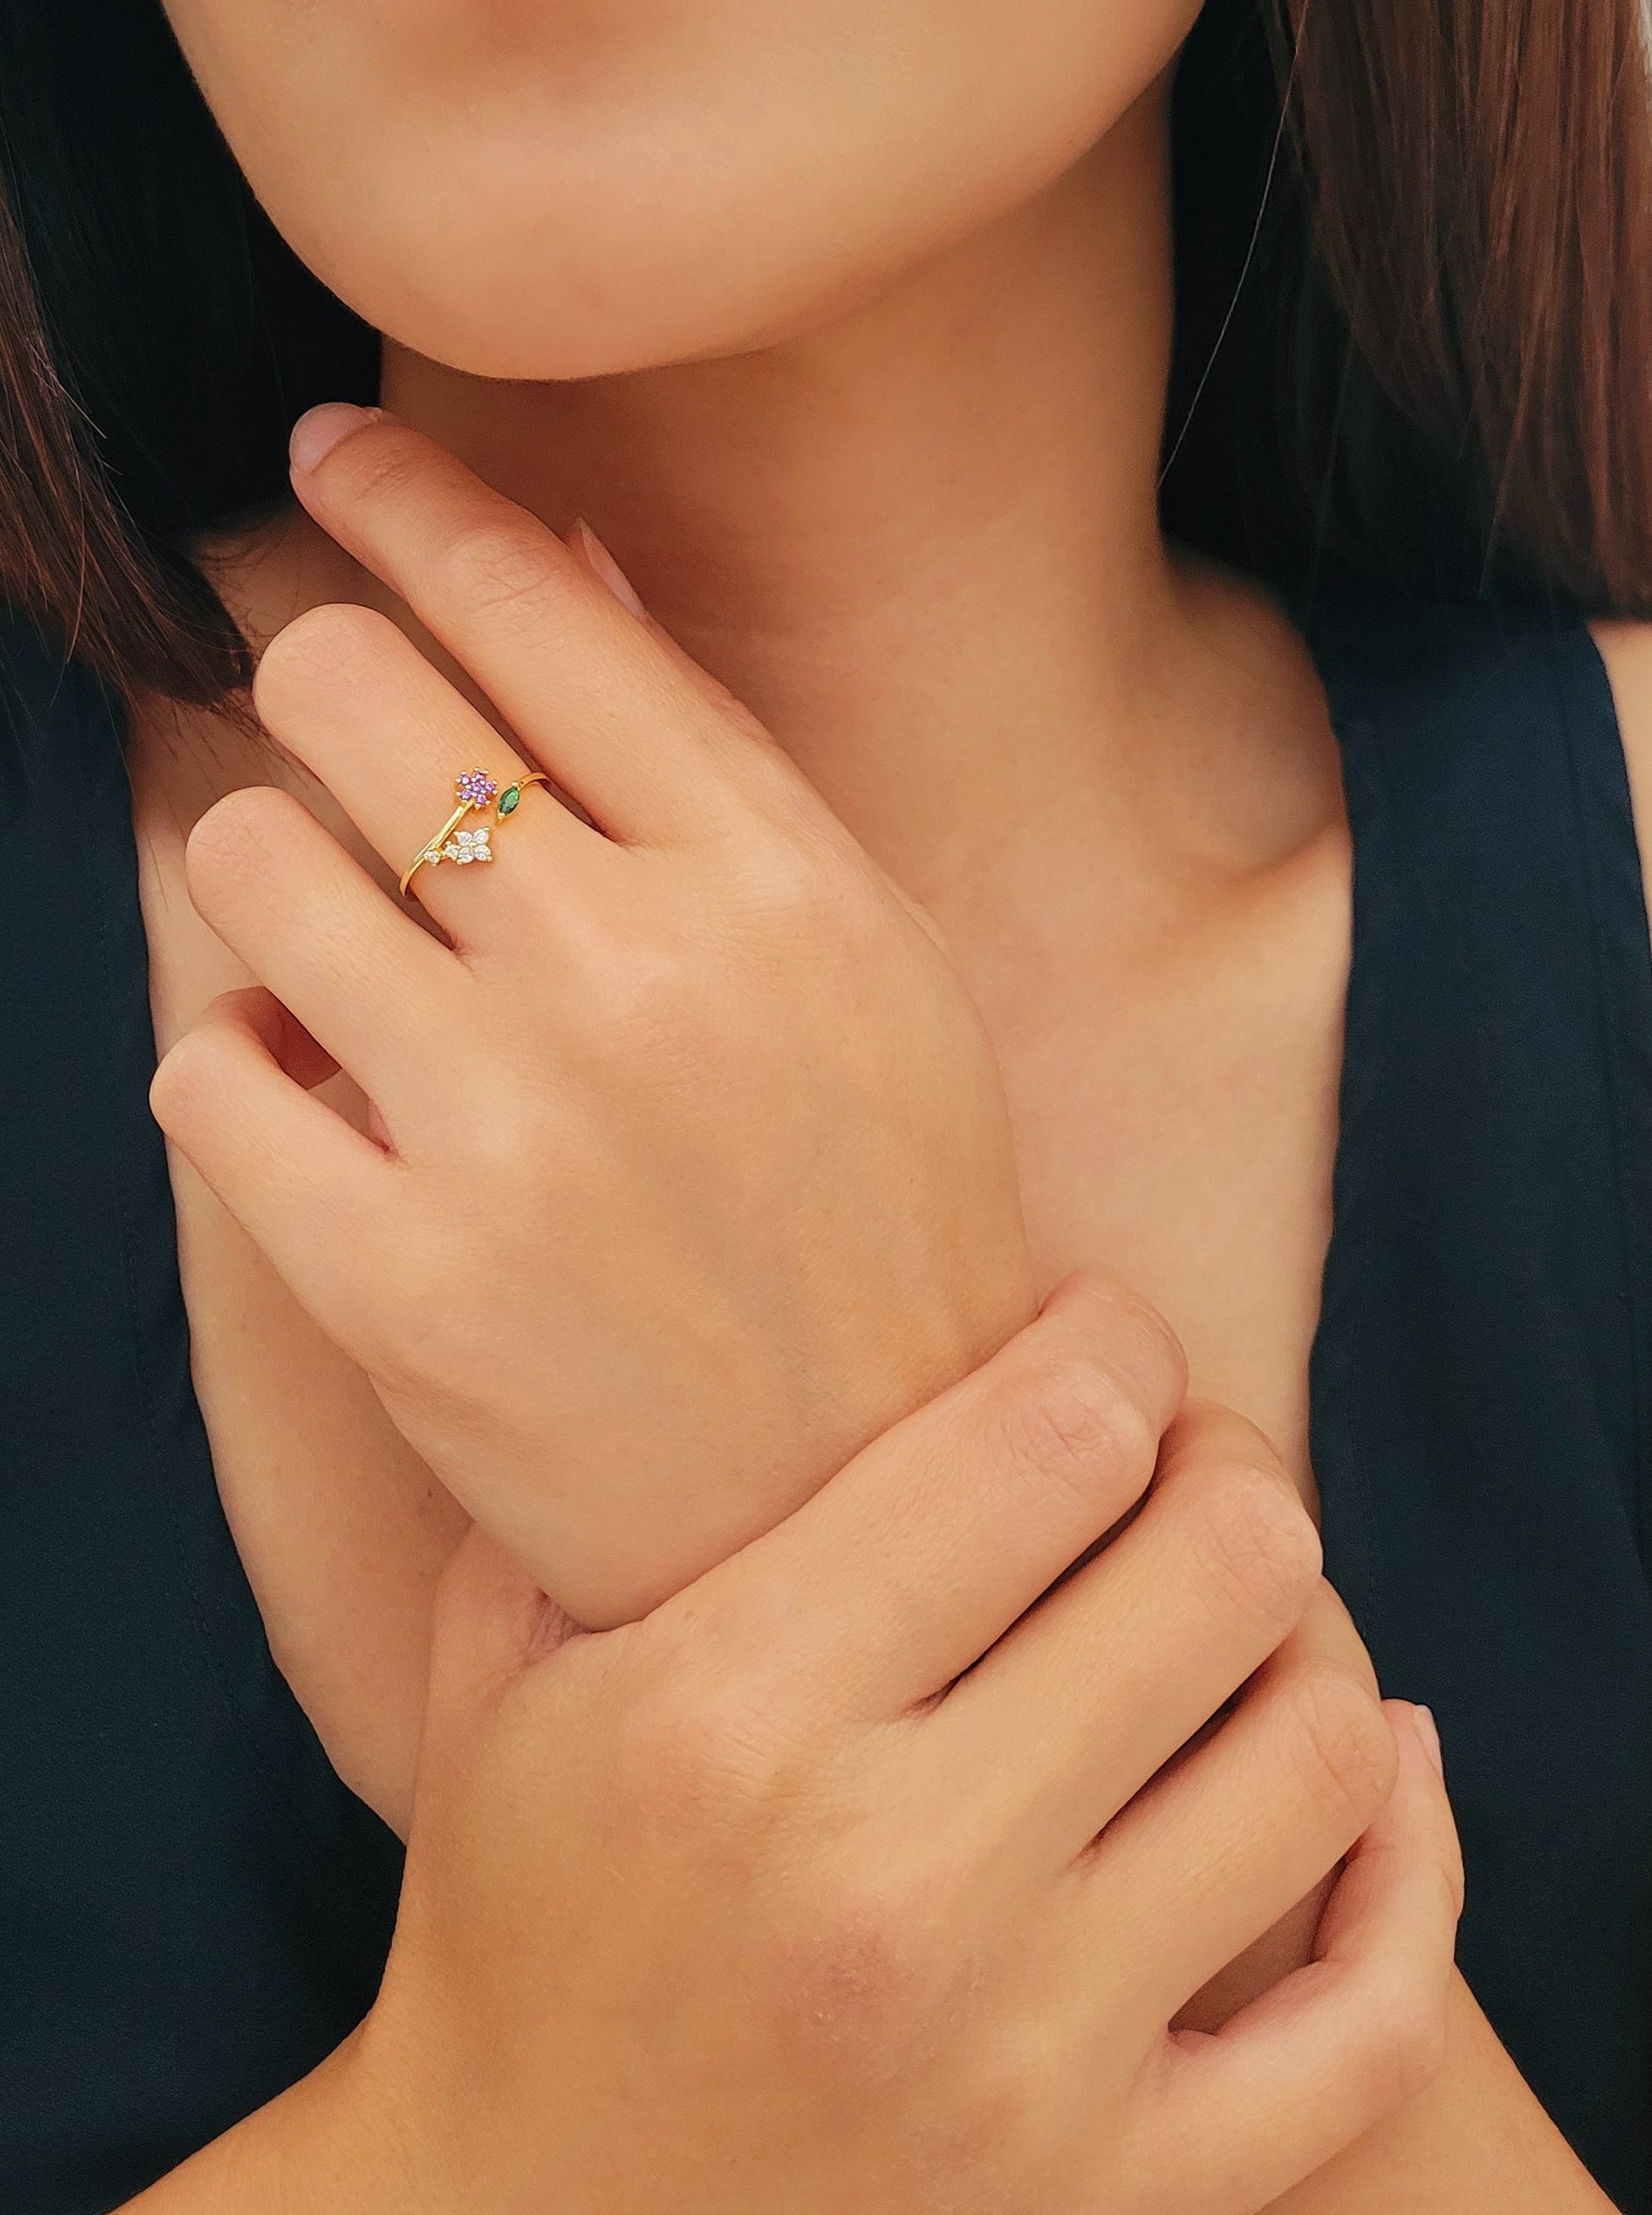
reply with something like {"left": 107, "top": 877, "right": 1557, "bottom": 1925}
{"left": 2, "top": 0, "right": 1649, "bottom": 710}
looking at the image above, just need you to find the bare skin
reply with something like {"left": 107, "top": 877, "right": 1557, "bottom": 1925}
{"left": 122, "top": 1328, "right": 1463, "bottom": 2215}
{"left": 131, "top": 103, "right": 1349, "bottom": 1816}
{"left": 122, "top": 17, "right": 1637, "bottom": 2205}
{"left": 132, "top": 555, "right": 1349, "bottom": 1816}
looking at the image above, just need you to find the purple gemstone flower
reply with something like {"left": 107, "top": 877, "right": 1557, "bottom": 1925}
{"left": 456, "top": 769, "right": 498, "bottom": 810}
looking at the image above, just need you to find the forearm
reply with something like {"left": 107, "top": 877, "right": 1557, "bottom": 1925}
{"left": 1265, "top": 1973, "right": 1614, "bottom": 2213}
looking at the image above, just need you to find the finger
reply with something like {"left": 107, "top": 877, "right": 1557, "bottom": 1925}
{"left": 200, "top": 983, "right": 341, "bottom": 1093}
{"left": 183, "top": 784, "right": 465, "bottom": 1113}
{"left": 566, "top": 516, "right": 754, "bottom": 723}
{"left": 1139, "top": 1704, "right": 1461, "bottom": 2212}
{"left": 673, "top": 1271, "right": 1188, "bottom": 1722}
{"left": 920, "top": 1404, "right": 1320, "bottom": 1870}
{"left": 287, "top": 407, "right": 796, "bottom": 844}
{"left": 150, "top": 985, "right": 402, "bottom": 1347}
{"left": 1168, "top": 1577, "right": 1379, "bottom": 2036}
{"left": 251, "top": 600, "right": 618, "bottom": 946}
{"left": 1079, "top": 1584, "right": 1402, "bottom": 2021}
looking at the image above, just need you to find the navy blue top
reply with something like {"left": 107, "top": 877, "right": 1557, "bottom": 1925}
{"left": 1, "top": 587, "right": 1648, "bottom": 2212}
{"left": 0, "top": 618, "right": 402, "bottom": 2212}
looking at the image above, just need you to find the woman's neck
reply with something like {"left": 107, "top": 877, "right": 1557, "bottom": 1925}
{"left": 209, "top": 85, "right": 1340, "bottom": 956}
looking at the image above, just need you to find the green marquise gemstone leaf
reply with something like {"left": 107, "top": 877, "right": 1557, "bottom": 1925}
{"left": 498, "top": 784, "right": 521, "bottom": 815}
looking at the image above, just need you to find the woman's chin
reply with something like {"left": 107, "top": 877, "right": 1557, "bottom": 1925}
{"left": 291, "top": 224, "right": 774, "bottom": 385}
{"left": 330, "top": 244, "right": 861, "bottom": 387}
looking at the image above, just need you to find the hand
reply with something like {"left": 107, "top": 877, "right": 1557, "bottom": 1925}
{"left": 136, "top": 1278, "right": 1454, "bottom": 2214}
{"left": 150, "top": 405, "right": 1036, "bottom": 1627}
{"left": 1262, "top": 1974, "right": 1620, "bottom": 2212}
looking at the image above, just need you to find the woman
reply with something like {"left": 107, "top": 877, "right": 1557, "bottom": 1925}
{"left": 0, "top": 0, "right": 1644, "bottom": 2206}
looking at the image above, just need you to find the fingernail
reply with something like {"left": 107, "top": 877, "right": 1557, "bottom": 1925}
{"left": 571, "top": 518, "right": 647, "bottom": 618}
{"left": 1412, "top": 1705, "right": 1444, "bottom": 1777}
{"left": 289, "top": 402, "right": 381, "bottom": 474}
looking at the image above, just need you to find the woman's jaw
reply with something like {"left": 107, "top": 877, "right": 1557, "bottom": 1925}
{"left": 173, "top": 0, "right": 1328, "bottom": 929}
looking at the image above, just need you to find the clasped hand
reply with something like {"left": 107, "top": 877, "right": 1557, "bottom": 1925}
{"left": 149, "top": 408, "right": 1461, "bottom": 2213}
{"left": 153, "top": 404, "right": 1032, "bottom": 1628}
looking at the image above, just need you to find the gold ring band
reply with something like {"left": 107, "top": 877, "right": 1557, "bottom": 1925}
{"left": 398, "top": 769, "right": 556, "bottom": 901}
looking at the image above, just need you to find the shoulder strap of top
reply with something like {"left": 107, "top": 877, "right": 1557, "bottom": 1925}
{"left": 1305, "top": 585, "right": 1652, "bottom": 1573}
{"left": 1299, "top": 585, "right": 1652, "bottom": 2212}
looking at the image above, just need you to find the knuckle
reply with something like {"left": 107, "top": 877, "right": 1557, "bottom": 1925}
{"left": 1047, "top": 1272, "right": 1190, "bottom": 1427}
{"left": 449, "top": 1070, "right": 556, "bottom": 1184}
{"left": 933, "top": 2047, "right": 1054, "bottom": 2181}
{"left": 1279, "top": 1669, "right": 1399, "bottom": 1829}
{"left": 148, "top": 1026, "right": 221, "bottom": 1139}
{"left": 1352, "top": 1971, "right": 1450, "bottom": 2111}
{"left": 579, "top": 938, "right": 700, "bottom": 1055}
{"left": 550, "top": 914, "right": 709, "bottom": 1078}
{"left": 440, "top": 521, "right": 565, "bottom": 626}
{"left": 996, "top": 1347, "right": 1160, "bottom": 1517}
{"left": 253, "top": 601, "right": 403, "bottom": 715}
{"left": 607, "top": 1695, "right": 709, "bottom": 1831}
{"left": 322, "top": 432, "right": 426, "bottom": 512}
{"left": 1058, "top": 1268, "right": 1179, "bottom": 1353}
{"left": 185, "top": 784, "right": 302, "bottom": 891}
{"left": 616, "top": 1666, "right": 797, "bottom": 1840}
{"left": 1307, "top": 1581, "right": 1379, "bottom": 1698}
{"left": 1188, "top": 1461, "right": 1321, "bottom": 1634}
{"left": 724, "top": 831, "right": 869, "bottom": 941}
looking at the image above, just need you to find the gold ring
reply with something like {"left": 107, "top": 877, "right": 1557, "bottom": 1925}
{"left": 398, "top": 768, "right": 555, "bottom": 901}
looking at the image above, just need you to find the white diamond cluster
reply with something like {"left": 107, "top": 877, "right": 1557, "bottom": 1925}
{"left": 438, "top": 825, "right": 492, "bottom": 866}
